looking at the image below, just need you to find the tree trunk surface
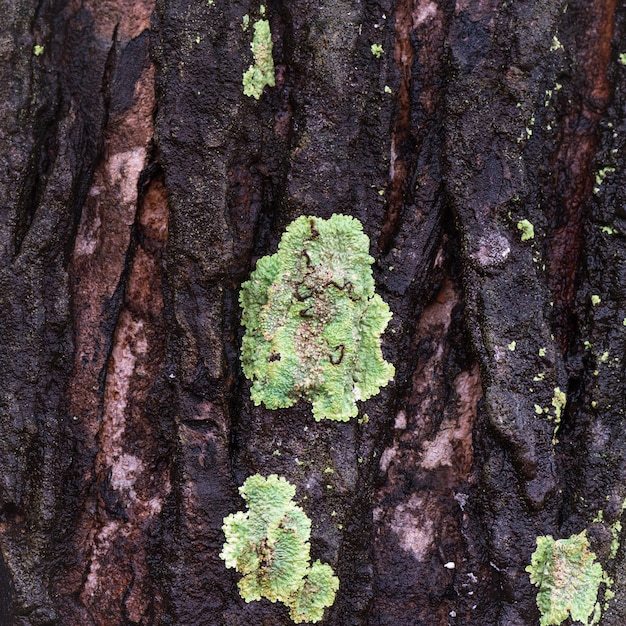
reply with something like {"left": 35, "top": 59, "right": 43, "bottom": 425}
{"left": 1, "top": 0, "right": 626, "bottom": 624}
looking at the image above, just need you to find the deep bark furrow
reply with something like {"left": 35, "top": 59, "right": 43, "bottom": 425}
{"left": 546, "top": 0, "right": 617, "bottom": 351}
{"left": 59, "top": 6, "right": 160, "bottom": 622}
{"left": 373, "top": 274, "right": 482, "bottom": 625}
{"left": 378, "top": 0, "right": 414, "bottom": 253}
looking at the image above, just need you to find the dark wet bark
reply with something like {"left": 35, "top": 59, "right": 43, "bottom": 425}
{"left": 1, "top": 0, "right": 626, "bottom": 624}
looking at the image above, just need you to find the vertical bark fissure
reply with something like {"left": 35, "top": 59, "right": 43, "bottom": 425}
{"left": 59, "top": 2, "right": 161, "bottom": 620}
{"left": 78, "top": 174, "right": 169, "bottom": 624}
{"left": 546, "top": 0, "right": 617, "bottom": 352}
{"left": 378, "top": 0, "right": 415, "bottom": 253}
{"left": 553, "top": 7, "right": 626, "bottom": 624}
{"left": 373, "top": 268, "right": 483, "bottom": 624}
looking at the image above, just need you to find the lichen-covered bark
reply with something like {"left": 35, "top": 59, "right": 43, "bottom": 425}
{"left": 445, "top": 0, "right": 626, "bottom": 623}
{"left": 2, "top": 0, "right": 626, "bottom": 624}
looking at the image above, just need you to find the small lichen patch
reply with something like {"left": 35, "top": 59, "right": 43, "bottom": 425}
{"left": 593, "top": 167, "right": 615, "bottom": 194}
{"left": 220, "top": 474, "right": 339, "bottom": 623}
{"left": 550, "top": 387, "right": 566, "bottom": 443}
{"left": 371, "top": 43, "right": 383, "bottom": 58}
{"left": 240, "top": 214, "right": 395, "bottom": 421}
{"left": 550, "top": 35, "right": 563, "bottom": 52}
{"left": 33, "top": 44, "right": 44, "bottom": 56}
{"left": 242, "top": 13, "right": 275, "bottom": 99}
{"left": 526, "top": 531, "right": 604, "bottom": 626}
{"left": 591, "top": 294, "right": 601, "bottom": 306}
{"left": 517, "top": 219, "right": 535, "bottom": 241}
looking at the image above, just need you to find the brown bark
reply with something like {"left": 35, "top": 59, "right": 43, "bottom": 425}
{"left": 1, "top": 0, "right": 626, "bottom": 625}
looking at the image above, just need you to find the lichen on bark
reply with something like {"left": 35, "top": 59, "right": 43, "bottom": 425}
{"left": 526, "top": 531, "right": 604, "bottom": 626}
{"left": 220, "top": 474, "right": 339, "bottom": 624}
{"left": 242, "top": 12, "right": 275, "bottom": 99}
{"left": 239, "top": 214, "right": 394, "bottom": 421}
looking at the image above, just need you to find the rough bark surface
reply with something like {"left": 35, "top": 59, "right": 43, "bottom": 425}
{"left": 1, "top": 0, "right": 626, "bottom": 625}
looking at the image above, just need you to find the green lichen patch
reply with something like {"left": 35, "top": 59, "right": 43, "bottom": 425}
{"left": 371, "top": 43, "right": 383, "bottom": 58}
{"left": 288, "top": 560, "right": 338, "bottom": 623}
{"left": 242, "top": 14, "right": 275, "bottom": 99}
{"left": 593, "top": 167, "right": 615, "bottom": 194}
{"left": 220, "top": 474, "right": 339, "bottom": 623}
{"left": 526, "top": 531, "right": 604, "bottom": 626}
{"left": 550, "top": 387, "right": 566, "bottom": 444}
{"left": 517, "top": 219, "right": 535, "bottom": 241}
{"left": 240, "top": 214, "right": 395, "bottom": 421}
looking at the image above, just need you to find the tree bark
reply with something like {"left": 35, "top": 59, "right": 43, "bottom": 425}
{"left": 1, "top": 0, "right": 626, "bottom": 624}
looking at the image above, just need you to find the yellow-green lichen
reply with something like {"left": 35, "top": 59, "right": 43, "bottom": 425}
{"left": 240, "top": 214, "right": 395, "bottom": 421}
{"left": 551, "top": 387, "right": 566, "bottom": 443}
{"left": 593, "top": 167, "right": 615, "bottom": 194}
{"left": 591, "top": 295, "right": 601, "bottom": 306}
{"left": 371, "top": 43, "right": 383, "bottom": 58}
{"left": 607, "top": 499, "right": 626, "bottom": 560}
{"left": 550, "top": 35, "right": 564, "bottom": 52}
{"left": 242, "top": 12, "right": 275, "bottom": 99}
{"left": 220, "top": 474, "right": 339, "bottom": 624}
{"left": 610, "top": 520, "right": 622, "bottom": 559}
{"left": 551, "top": 387, "right": 566, "bottom": 421}
{"left": 517, "top": 219, "right": 535, "bottom": 241}
{"left": 33, "top": 44, "right": 44, "bottom": 56}
{"left": 526, "top": 531, "right": 604, "bottom": 626}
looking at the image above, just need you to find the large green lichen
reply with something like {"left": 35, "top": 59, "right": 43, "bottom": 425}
{"left": 220, "top": 474, "right": 339, "bottom": 623}
{"left": 242, "top": 11, "right": 275, "bottom": 99}
{"left": 526, "top": 531, "right": 604, "bottom": 625}
{"left": 240, "top": 214, "right": 394, "bottom": 421}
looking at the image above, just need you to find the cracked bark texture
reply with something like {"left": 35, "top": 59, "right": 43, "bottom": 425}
{"left": 1, "top": 0, "right": 626, "bottom": 624}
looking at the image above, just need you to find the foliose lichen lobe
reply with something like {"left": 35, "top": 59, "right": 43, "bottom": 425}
{"left": 242, "top": 16, "right": 275, "bottom": 99}
{"left": 220, "top": 474, "right": 339, "bottom": 623}
{"left": 526, "top": 531, "right": 604, "bottom": 626}
{"left": 240, "top": 214, "right": 395, "bottom": 421}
